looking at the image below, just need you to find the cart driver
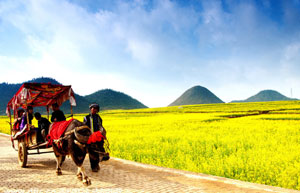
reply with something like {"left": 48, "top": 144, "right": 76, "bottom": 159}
{"left": 84, "top": 103, "right": 110, "bottom": 172}
{"left": 51, "top": 103, "right": 66, "bottom": 122}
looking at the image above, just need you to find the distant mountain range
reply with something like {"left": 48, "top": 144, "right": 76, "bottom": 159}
{"left": 169, "top": 86, "right": 224, "bottom": 106}
{"left": 0, "top": 77, "right": 147, "bottom": 115}
{"left": 231, "top": 90, "right": 297, "bottom": 103}
{"left": 1, "top": 77, "right": 298, "bottom": 115}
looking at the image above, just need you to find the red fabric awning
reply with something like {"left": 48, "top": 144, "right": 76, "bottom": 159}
{"left": 6, "top": 83, "right": 76, "bottom": 116}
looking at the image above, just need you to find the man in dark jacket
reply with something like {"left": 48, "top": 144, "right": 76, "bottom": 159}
{"left": 84, "top": 103, "right": 109, "bottom": 172}
{"left": 34, "top": 112, "right": 51, "bottom": 142}
{"left": 51, "top": 103, "right": 66, "bottom": 122}
{"left": 84, "top": 104, "right": 103, "bottom": 132}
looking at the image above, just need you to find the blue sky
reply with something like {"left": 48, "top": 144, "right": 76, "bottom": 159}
{"left": 0, "top": 0, "right": 300, "bottom": 107}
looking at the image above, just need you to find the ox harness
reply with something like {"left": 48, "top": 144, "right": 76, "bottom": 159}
{"left": 47, "top": 120, "right": 106, "bottom": 154}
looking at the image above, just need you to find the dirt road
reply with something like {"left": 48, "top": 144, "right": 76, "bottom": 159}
{"left": 0, "top": 134, "right": 298, "bottom": 193}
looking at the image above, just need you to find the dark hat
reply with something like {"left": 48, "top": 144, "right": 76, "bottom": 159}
{"left": 89, "top": 103, "right": 99, "bottom": 110}
{"left": 17, "top": 108, "right": 25, "bottom": 113}
{"left": 17, "top": 109, "right": 25, "bottom": 117}
{"left": 52, "top": 103, "right": 59, "bottom": 108}
{"left": 27, "top": 106, "right": 33, "bottom": 110}
{"left": 34, "top": 112, "right": 41, "bottom": 119}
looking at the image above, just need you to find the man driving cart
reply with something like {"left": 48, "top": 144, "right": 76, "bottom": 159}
{"left": 84, "top": 103, "right": 110, "bottom": 172}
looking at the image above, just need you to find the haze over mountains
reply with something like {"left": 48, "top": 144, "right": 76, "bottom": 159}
{"left": 0, "top": 77, "right": 298, "bottom": 115}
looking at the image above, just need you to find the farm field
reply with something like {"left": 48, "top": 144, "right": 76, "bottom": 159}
{"left": 1, "top": 100, "right": 300, "bottom": 190}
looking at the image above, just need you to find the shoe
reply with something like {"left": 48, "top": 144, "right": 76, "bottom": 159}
{"left": 92, "top": 168, "right": 98, "bottom": 172}
{"left": 91, "top": 165, "right": 100, "bottom": 172}
{"left": 102, "top": 155, "right": 110, "bottom": 161}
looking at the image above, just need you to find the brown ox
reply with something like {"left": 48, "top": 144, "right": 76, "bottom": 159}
{"left": 49, "top": 119, "right": 95, "bottom": 186}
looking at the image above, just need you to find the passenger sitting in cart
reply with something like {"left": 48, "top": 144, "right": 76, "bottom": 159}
{"left": 12, "top": 108, "right": 25, "bottom": 132}
{"left": 19, "top": 106, "right": 34, "bottom": 131}
{"left": 51, "top": 103, "right": 66, "bottom": 122}
{"left": 14, "top": 106, "right": 34, "bottom": 138}
{"left": 34, "top": 112, "right": 51, "bottom": 142}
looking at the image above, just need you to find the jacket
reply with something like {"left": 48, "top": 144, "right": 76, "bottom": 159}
{"left": 83, "top": 114, "right": 103, "bottom": 132}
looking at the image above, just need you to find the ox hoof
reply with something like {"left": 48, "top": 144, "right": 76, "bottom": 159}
{"left": 56, "top": 169, "right": 62, "bottom": 176}
{"left": 83, "top": 177, "right": 91, "bottom": 186}
{"left": 77, "top": 173, "right": 83, "bottom": 180}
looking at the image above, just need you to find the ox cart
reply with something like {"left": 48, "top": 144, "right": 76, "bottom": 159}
{"left": 6, "top": 83, "right": 76, "bottom": 167}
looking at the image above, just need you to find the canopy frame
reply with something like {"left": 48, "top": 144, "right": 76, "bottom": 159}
{"left": 6, "top": 83, "right": 76, "bottom": 118}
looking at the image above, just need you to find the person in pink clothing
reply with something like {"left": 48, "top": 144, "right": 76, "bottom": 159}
{"left": 19, "top": 106, "right": 34, "bottom": 131}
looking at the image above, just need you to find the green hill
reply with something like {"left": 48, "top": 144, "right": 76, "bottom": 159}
{"left": 84, "top": 89, "right": 147, "bottom": 110}
{"left": 169, "top": 85, "right": 224, "bottom": 106}
{"left": 0, "top": 77, "right": 147, "bottom": 115}
{"left": 0, "top": 77, "right": 91, "bottom": 115}
{"left": 0, "top": 77, "right": 60, "bottom": 115}
{"left": 232, "top": 90, "right": 297, "bottom": 103}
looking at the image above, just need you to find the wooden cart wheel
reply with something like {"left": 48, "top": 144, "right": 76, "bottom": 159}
{"left": 18, "top": 142, "right": 27, "bottom": 167}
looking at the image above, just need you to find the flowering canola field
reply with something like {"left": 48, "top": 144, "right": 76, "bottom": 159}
{"left": 1, "top": 100, "right": 300, "bottom": 190}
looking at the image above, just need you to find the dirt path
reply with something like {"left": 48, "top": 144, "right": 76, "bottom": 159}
{"left": 0, "top": 134, "right": 299, "bottom": 193}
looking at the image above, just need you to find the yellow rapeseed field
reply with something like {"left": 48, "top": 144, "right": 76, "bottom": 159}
{"left": 1, "top": 100, "right": 300, "bottom": 190}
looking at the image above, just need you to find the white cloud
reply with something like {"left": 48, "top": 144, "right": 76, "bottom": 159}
{"left": 280, "top": 42, "right": 300, "bottom": 83}
{"left": 0, "top": 0, "right": 300, "bottom": 106}
{"left": 0, "top": 56, "right": 28, "bottom": 83}
{"left": 284, "top": 43, "right": 300, "bottom": 61}
{"left": 126, "top": 39, "right": 157, "bottom": 64}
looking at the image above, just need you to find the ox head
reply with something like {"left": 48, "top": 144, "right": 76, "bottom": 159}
{"left": 73, "top": 126, "right": 92, "bottom": 148}
{"left": 74, "top": 126, "right": 109, "bottom": 160}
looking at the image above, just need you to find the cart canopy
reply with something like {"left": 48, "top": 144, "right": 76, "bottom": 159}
{"left": 6, "top": 83, "right": 76, "bottom": 116}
